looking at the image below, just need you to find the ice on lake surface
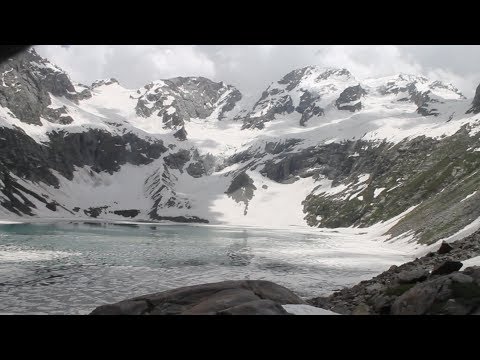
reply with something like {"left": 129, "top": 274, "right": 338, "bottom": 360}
{"left": 0, "top": 222, "right": 410, "bottom": 314}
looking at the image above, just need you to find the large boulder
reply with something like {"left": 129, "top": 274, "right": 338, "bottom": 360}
{"left": 90, "top": 280, "right": 305, "bottom": 315}
{"left": 397, "top": 268, "right": 429, "bottom": 284}
{"left": 431, "top": 261, "right": 463, "bottom": 276}
{"left": 391, "top": 272, "right": 480, "bottom": 315}
{"left": 219, "top": 300, "right": 290, "bottom": 315}
{"left": 437, "top": 241, "right": 454, "bottom": 255}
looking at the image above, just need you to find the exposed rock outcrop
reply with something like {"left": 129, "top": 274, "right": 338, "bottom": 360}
{"left": 0, "top": 48, "right": 80, "bottom": 125}
{"left": 90, "top": 280, "right": 305, "bottom": 315}
{"left": 467, "top": 83, "right": 480, "bottom": 114}
{"left": 135, "top": 77, "right": 241, "bottom": 129}
{"left": 335, "top": 84, "right": 366, "bottom": 112}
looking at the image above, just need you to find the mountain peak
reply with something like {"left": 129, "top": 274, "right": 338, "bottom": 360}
{"left": 91, "top": 78, "right": 120, "bottom": 88}
{"left": 396, "top": 73, "right": 429, "bottom": 83}
{"left": 277, "top": 66, "right": 353, "bottom": 88}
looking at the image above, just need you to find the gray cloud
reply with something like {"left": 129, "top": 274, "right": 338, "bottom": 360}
{"left": 35, "top": 45, "right": 480, "bottom": 98}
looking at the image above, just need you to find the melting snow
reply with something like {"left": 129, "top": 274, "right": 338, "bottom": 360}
{"left": 374, "top": 188, "right": 386, "bottom": 198}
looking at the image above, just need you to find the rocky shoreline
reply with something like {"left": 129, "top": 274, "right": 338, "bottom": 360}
{"left": 90, "top": 230, "right": 480, "bottom": 315}
{"left": 307, "top": 230, "right": 480, "bottom": 315}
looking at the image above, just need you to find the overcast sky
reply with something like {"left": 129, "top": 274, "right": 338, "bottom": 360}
{"left": 35, "top": 45, "right": 480, "bottom": 98}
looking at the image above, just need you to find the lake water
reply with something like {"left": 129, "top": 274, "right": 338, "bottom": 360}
{"left": 0, "top": 222, "right": 410, "bottom": 314}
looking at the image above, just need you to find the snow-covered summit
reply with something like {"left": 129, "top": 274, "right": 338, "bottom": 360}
{"left": 91, "top": 78, "right": 120, "bottom": 89}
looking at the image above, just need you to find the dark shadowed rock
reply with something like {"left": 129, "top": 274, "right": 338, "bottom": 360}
{"left": 352, "top": 303, "right": 371, "bottom": 315}
{"left": 163, "top": 149, "right": 191, "bottom": 171}
{"left": 442, "top": 299, "right": 471, "bottom": 315}
{"left": 173, "top": 126, "right": 188, "bottom": 141}
{"left": 90, "top": 280, "right": 304, "bottom": 315}
{"left": 186, "top": 161, "right": 206, "bottom": 178}
{"left": 431, "top": 261, "right": 463, "bottom": 276}
{"left": 90, "top": 299, "right": 150, "bottom": 315}
{"left": 335, "top": 85, "right": 366, "bottom": 112}
{"left": 225, "top": 171, "right": 257, "bottom": 215}
{"left": 113, "top": 209, "right": 140, "bottom": 218}
{"left": 463, "top": 266, "right": 480, "bottom": 285}
{"left": 467, "top": 83, "right": 480, "bottom": 114}
{"left": 295, "top": 91, "right": 324, "bottom": 126}
{"left": 437, "top": 241, "right": 453, "bottom": 254}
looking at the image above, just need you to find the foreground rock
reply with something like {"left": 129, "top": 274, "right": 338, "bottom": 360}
{"left": 308, "top": 230, "right": 480, "bottom": 315}
{"left": 391, "top": 271, "right": 480, "bottom": 315}
{"left": 90, "top": 280, "right": 305, "bottom": 315}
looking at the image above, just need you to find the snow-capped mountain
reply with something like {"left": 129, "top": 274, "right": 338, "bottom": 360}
{"left": 1, "top": 48, "right": 480, "bottom": 246}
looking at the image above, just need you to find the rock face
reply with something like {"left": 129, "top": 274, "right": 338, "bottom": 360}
{"left": 90, "top": 280, "right": 305, "bottom": 315}
{"left": 391, "top": 272, "right": 478, "bottom": 315}
{"left": 0, "top": 48, "right": 80, "bottom": 125}
{"left": 335, "top": 84, "right": 366, "bottom": 112}
{"left": 397, "top": 268, "right": 429, "bottom": 284}
{"left": 296, "top": 128, "right": 480, "bottom": 245}
{"left": 467, "top": 84, "right": 480, "bottom": 114}
{"left": 307, "top": 229, "right": 480, "bottom": 315}
{"left": 135, "top": 77, "right": 242, "bottom": 130}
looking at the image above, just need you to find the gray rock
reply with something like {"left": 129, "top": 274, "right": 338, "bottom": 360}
{"left": 352, "top": 303, "right": 371, "bottom": 315}
{"left": 442, "top": 299, "right": 471, "bottom": 315}
{"left": 397, "top": 268, "right": 429, "bottom": 284}
{"left": 450, "top": 272, "right": 473, "bottom": 284}
{"left": 388, "top": 265, "right": 399, "bottom": 272}
{"left": 218, "top": 300, "right": 290, "bottom": 315}
{"left": 90, "top": 299, "right": 150, "bottom": 315}
{"left": 463, "top": 266, "right": 480, "bottom": 284}
{"left": 365, "top": 283, "right": 384, "bottom": 293}
{"left": 391, "top": 276, "right": 453, "bottom": 315}
{"left": 181, "top": 288, "right": 260, "bottom": 315}
{"left": 330, "top": 304, "right": 351, "bottom": 315}
{"left": 371, "top": 293, "right": 394, "bottom": 314}
{"left": 90, "top": 280, "right": 304, "bottom": 315}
